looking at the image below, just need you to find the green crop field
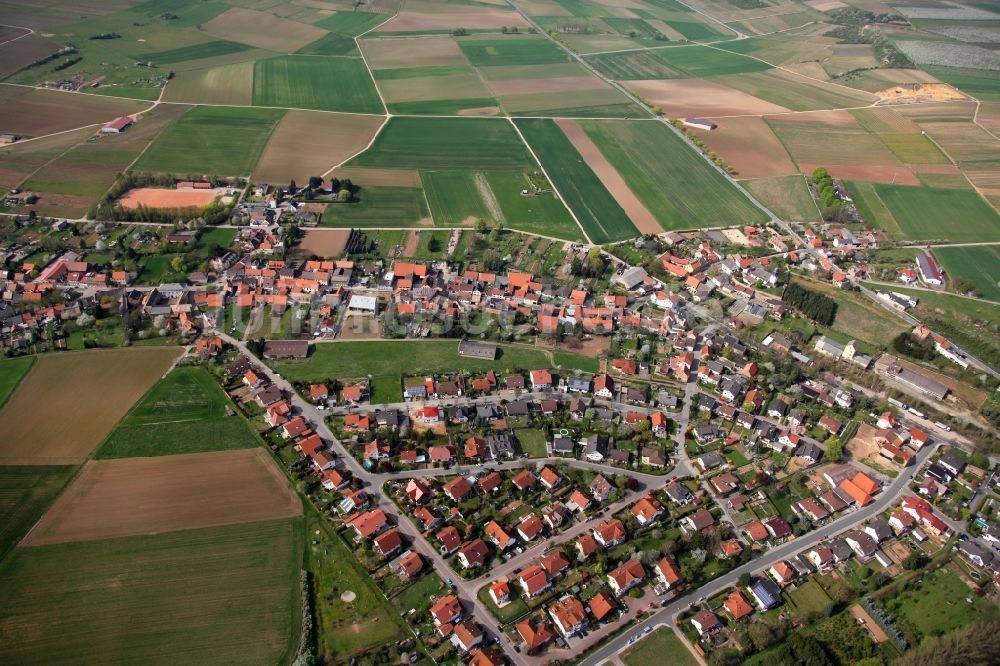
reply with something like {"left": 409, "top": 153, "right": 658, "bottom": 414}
{"left": 847, "top": 180, "right": 903, "bottom": 236}
{"left": 744, "top": 175, "right": 820, "bottom": 222}
{"left": 422, "top": 171, "right": 492, "bottom": 225}
{"left": 603, "top": 17, "right": 659, "bottom": 38}
{"left": 296, "top": 32, "right": 360, "bottom": 56}
{"left": 859, "top": 183, "right": 1000, "bottom": 242}
{"left": 253, "top": 56, "right": 383, "bottom": 113}
{"left": 323, "top": 186, "right": 430, "bottom": 227}
{"left": 654, "top": 45, "right": 771, "bottom": 77}
{"left": 458, "top": 36, "right": 570, "bottom": 66}
{"left": 484, "top": 171, "right": 584, "bottom": 240}
{"left": 349, "top": 117, "right": 533, "bottom": 170}
{"left": 95, "top": 367, "right": 259, "bottom": 459}
{"left": 623, "top": 627, "right": 699, "bottom": 666}
{"left": 933, "top": 245, "right": 1000, "bottom": 301}
{"left": 585, "top": 50, "right": 682, "bottom": 80}
{"left": 664, "top": 20, "right": 726, "bottom": 41}
{"left": 877, "top": 132, "right": 949, "bottom": 164}
{"left": 580, "top": 120, "right": 768, "bottom": 230}
{"left": 133, "top": 105, "right": 285, "bottom": 176}
{"left": 0, "top": 356, "right": 34, "bottom": 409}
{"left": 132, "top": 0, "right": 230, "bottom": 28}
{"left": 313, "top": 11, "right": 389, "bottom": 36}
{"left": 0, "top": 519, "right": 303, "bottom": 664}
{"left": 515, "top": 118, "right": 637, "bottom": 244}
{"left": 0, "top": 466, "right": 77, "bottom": 562}
{"left": 267, "top": 340, "right": 599, "bottom": 396}
{"left": 136, "top": 40, "right": 251, "bottom": 65}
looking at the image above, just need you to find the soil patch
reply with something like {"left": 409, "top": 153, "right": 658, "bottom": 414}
{"left": 117, "top": 187, "right": 225, "bottom": 209}
{"left": 556, "top": 118, "right": 661, "bottom": 234}
{"left": 850, "top": 605, "right": 889, "bottom": 643}
{"left": 403, "top": 230, "right": 420, "bottom": 256}
{"left": 875, "top": 83, "right": 967, "bottom": 104}
{"left": 625, "top": 78, "right": 790, "bottom": 118}
{"left": 22, "top": 448, "right": 301, "bottom": 546}
{"left": 298, "top": 229, "right": 351, "bottom": 257}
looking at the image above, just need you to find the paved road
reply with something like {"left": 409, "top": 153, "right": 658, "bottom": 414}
{"left": 581, "top": 440, "right": 940, "bottom": 665}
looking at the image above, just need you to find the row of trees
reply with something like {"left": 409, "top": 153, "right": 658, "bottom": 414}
{"left": 784, "top": 282, "right": 838, "bottom": 326}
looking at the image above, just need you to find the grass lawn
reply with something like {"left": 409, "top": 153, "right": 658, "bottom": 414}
{"left": 393, "top": 571, "right": 447, "bottom": 614}
{"left": 350, "top": 117, "right": 533, "bottom": 171}
{"left": 268, "top": 340, "right": 599, "bottom": 397}
{"left": 95, "top": 367, "right": 259, "bottom": 458}
{"left": 580, "top": 119, "right": 768, "bottom": 231}
{"left": 0, "top": 356, "right": 34, "bottom": 409}
{"left": 323, "top": 186, "right": 430, "bottom": 227}
{"left": 133, "top": 105, "right": 284, "bottom": 176}
{"left": 933, "top": 245, "right": 1000, "bottom": 302}
{"left": 743, "top": 175, "right": 820, "bottom": 222}
{"left": 794, "top": 276, "right": 908, "bottom": 347}
{"left": 885, "top": 564, "right": 1000, "bottom": 644}
{"left": 515, "top": 428, "right": 548, "bottom": 458}
{"left": 0, "top": 518, "right": 303, "bottom": 664}
{"left": 477, "top": 583, "right": 530, "bottom": 624}
{"left": 623, "top": 627, "right": 699, "bottom": 666}
{"left": 253, "top": 55, "right": 383, "bottom": 113}
{"left": 515, "top": 118, "right": 636, "bottom": 244}
{"left": 0, "top": 465, "right": 77, "bottom": 561}
{"left": 785, "top": 578, "right": 832, "bottom": 618}
{"left": 306, "top": 512, "right": 408, "bottom": 661}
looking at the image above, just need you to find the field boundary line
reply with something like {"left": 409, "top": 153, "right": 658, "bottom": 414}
{"left": 354, "top": 24, "right": 389, "bottom": 115}
{"left": 0, "top": 23, "right": 34, "bottom": 46}
{"left": 321, "top": 113, "right": 391, "bottom": 177}
{"left": 508, "top": 117, "right": 593, "bottom": 244}
{"left": 356, "top": 11, "right": 398, "bottom": 38}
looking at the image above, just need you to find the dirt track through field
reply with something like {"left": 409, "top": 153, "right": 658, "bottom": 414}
{"left": 0, "top": 347, "right": 180, "bottom": 464}
{"left": 22, "top": 448, "right": 301, "bottom": 546}
{"left": 555, "top": 118, "right": 661, "bottom": 234}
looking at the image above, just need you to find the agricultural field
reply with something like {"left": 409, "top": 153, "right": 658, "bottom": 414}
{"left": 95, "top": 366, "right": 259, "bottom": 459}
{"left": 23, "top": 449, "right": 300, "bottom": 546}
{"left": 162, "top": 60, "right": 256, "bottom": 105}
{"left": 653, "top": 45, "right": 772, "bottom": 78}
{"left": 0, "top": 348, "right": 179, "bottom": 464}
{"left": 253, "top": 111, "right": 385, "bottom": 184}
{"left": 133, "top": 105, "right": 285, "bottom": 176}
{"left": 579, "top": 120, "right": 768, "bottom": 230}
{"left": 849, "top": 182, "right": 1000, "bottom": 242}
{"left": 933, "top": 245, "right": 1000, "bottom": 302}
{"left": 0, "top": 518, "right": 303, "bottom": 664}
{"left": 422, "top": 171, "right": 494, "bottom": 225}
{"left": 0, "top": 88, "right": 148, "bottom": 138}
{"left": 458, "top": 36, "right": 570, "bottom": 67}
{"left": 267, "top": 339, "right": 599, "bottom": 400}
{"left": 0, "top": 466, "right": 77, "bottom": 561}
{"left": 515, "top": 118, "right": 636, "bottom": 244}
{"left": 349, "top": 117, "right": 533, "bottom": 171}
{"left": 0, "top": 356, "right": 35, "bottom": 409}
{"left": 484, "top": 171, "right": 584, "bottom": 241}
{"left": 322, "top": 186, "right": 431, "bottom": 227}
{"left": 252, "top": 56, "right": 384, "bottom": 114}
{"left": 313, "top": 10, "right": 389, "bottom": 36}
{"left": 743, "top": 175, "right": 820, "bottom": 222}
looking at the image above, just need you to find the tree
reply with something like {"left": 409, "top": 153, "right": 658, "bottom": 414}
{"left": 170, "top": 256, "right": 186, "bottom": 274}
{"left": 825, "top": 437, "right": 844, "bottom": 462}
{"left": 738, "top": 572, "right": 752, "bottom": 588}
{"left": 308, "top": 176, "right": 323, "bottom": 190}
{"left": 288, "top": 178, "right": 297, "bottom": 195}
{"left": 902, "top": 552, "right": 928, "bottom": 570}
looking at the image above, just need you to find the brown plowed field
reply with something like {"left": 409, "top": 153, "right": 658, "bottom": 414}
{"left": 0, "top": 34, "right": 61, "bottom": 79}
{"left": 117, "top": 187, "right": 224, "bottom": 209}
{"left": 625, "top": 78, "right": 790, "bottom": 118}
{"left": 693, "top": 116, "right": 797, "bottom": 178}
{"left": 0, "top": 347, "right": 180, "bottom": 464}
{"left": 487, "top": 76, "right": 608, "bottom": 96}
{"left": 202, "top": 7, "right": 326, "bottom": 52}
{"left": 0, "top": 88, "right": 147, "bottom": 137}
{"left": 22, "top": 448, "right": 301, "bottom": 546}
{"left": 556, "top": 118, "right": 661, "bottom": 234}
{"left": 298, "top": 229, "right": 351, "bottom": 257}
{"left": 254, "top": 110, "right": 385, "bottom": 184}
{"left": 361, "top": 36, "right": 467, "bottom": 69}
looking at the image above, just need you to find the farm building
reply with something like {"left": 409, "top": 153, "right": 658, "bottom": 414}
{"left": 0, "top": 133, "right": 20, "bottom": 145}
{"left": 102, "top": 116, "right": 133, "bottom": 134}
{"left": 683, "top": 117, "right": 717, "bottom": 131}
{"left": 915, "top": 253, "right": 943, "bottom": 286}
{"left": 348, "top": 295, "right": 377, "bottom": 313}
{"left": 177, "top": 181, "right": 212, "bottom": 190}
